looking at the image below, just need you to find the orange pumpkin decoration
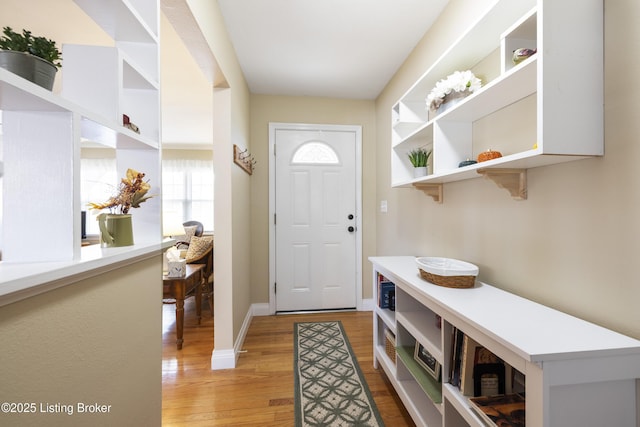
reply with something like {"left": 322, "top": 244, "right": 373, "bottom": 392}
{"left": 477, "top": 149, "right": 502, "bottom": 162}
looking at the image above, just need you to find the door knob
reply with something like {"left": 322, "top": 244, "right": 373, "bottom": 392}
{"left": 348, "top": 226, "right": 355, "bottom": 233}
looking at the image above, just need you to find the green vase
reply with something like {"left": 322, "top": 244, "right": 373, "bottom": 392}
{"left": 97, "top": 213, "right": 134, "bottom": 247}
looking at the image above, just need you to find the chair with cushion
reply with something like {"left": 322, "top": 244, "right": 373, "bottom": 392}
{"left": 175, "top": 220, "right": 204, "bottom": 249}
{"left": 184, "top": 235, "right": 214, "bottom": 316}
{"left": 183, "top": 220, "right": 204, "bottom": 237}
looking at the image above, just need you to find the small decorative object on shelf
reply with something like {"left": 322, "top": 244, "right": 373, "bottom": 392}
{"left": 122, "top": 114, "right": 140, "bottom": 134}
{"left": 416, "top": 257, "right": 478, "bottom": 288}
{"left": 0, "top": 26, "right": 62, "bottom": 90}
{"left": 477, "top": 149, "right": 503, "bottom": 162}
{"left": 88, "top": 168, "right": 154, "bottom": 247}
{"left": 233, "top": 144, "right": 256, "bottom": 175}
{"left": 512, "top": 47, "right": 537, "bottom": 65}
{"left": 408, "top": 147, "right": 432, "bottom": 178}
{"left": 414, "top": 342, "right": 441, "bottom": 381}
{"left": 426, "top": 70, "right": 482, "bottom": 113}
{"left": 458, "top": 158, "right": 477, "bottom": 167}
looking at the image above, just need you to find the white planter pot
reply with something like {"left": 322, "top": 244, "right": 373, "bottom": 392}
{"left": 413, "top": 166, "right": 427, "bottom": 178}
{"left": 0, "top": 50, "right": 57, "bottom": 90}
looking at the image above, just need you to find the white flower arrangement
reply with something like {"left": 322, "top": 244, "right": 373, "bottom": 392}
{"left": 426, "top": 70, "right": 482, "bottom": 111}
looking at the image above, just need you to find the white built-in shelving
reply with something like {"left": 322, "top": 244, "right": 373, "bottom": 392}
{"left": 392, "top": 0, "right": 603, "bottom": 201}
{"left": 371, "top": 256, "right": 640, "bottom": 427}
{"left": 0, "top": 0, "right": 164, "bottom": 305}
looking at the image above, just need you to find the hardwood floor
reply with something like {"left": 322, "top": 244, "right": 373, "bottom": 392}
{"left": 162, "top": 299, "right": 414, "bottom": 426}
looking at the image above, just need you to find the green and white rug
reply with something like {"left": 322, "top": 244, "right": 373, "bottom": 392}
{"left": 294, "top": 321, "right": 385, "bottom": 427}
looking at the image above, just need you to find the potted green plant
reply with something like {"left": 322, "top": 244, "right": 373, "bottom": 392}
{"left": 0, "top": 26, "right": 62, "bottom": 90}
{"left": 408, "top": 147, "right": 432, "bottom": 178}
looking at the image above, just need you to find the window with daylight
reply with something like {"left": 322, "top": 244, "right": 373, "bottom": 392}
{"left": 81, "top": 158, "right": 117, "bottom": 235}
{"left": 291, "top": 141, "right": 340, "bottom": 165}
{"left": 162, "top": 159, "right": 214, "bottom": 232}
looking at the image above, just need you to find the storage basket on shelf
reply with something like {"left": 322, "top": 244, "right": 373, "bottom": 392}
{"left": 384, "top": 329, "right": 396, "bottom": 364}
{"left": 416, "top": 257, "right": 479, "bottom": 289}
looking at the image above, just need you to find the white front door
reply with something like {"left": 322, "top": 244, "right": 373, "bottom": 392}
{"left": 273, "top": 125, "right": 359, "bottom": 312}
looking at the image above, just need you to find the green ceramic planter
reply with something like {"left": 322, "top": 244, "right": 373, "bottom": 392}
{"left": 98, "top": 214, "right": 134, "bottom": 247}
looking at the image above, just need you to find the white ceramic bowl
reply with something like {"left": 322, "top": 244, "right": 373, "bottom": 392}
{"left": 415, "top": 257, "right": 478, "bottom": 277}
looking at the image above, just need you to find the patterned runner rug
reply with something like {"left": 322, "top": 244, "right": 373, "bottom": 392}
{"left": 294, "top": 321, "right": 385, "bottom": 427}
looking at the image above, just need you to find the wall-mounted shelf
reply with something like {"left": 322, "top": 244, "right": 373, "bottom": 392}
{"left": 1, "top": 0, "right": 161, "bottom": 270}
{"left": 391, "top": 0, "right": 603, "bottom": 201}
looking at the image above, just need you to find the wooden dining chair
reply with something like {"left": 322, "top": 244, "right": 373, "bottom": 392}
{"left": 184, "top": 235, "right": 214, "bottom": 316}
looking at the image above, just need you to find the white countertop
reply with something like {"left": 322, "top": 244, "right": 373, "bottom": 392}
{"left": 0, "top": 239, "right": 174, "bottom": 307}
{"left": 370, "top": 256, "right": 640, "bottom": 363}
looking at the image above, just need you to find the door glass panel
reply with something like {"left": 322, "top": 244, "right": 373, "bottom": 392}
{"left": 291, "top": 141, "right": 340, "bottom": 165}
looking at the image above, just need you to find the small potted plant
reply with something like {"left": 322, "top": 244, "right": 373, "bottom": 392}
{"left": 0, "top": 26, "right": 62, "bottom": 90}
{"left": 408, "top": 147, "right": 432, "bottom": 178}
{"left": 88, "top": 168, "right": 154, "bottom": 247}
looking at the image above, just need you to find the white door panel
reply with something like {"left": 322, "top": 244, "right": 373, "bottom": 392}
{"left": 275, "top": 127, "right": 357, "bottom": 312}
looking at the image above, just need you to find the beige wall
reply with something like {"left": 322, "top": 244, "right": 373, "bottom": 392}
{"left": 0, "top": 257, "right": 162, "bottom": 426}
{"left": 249, "top": 95, "right": 377, "bottom": 304}
{"left": 162, "top": 148, "right": 213, "bottom": 161}
{"left": 375, "top": 0, "right": 640, "bottom": 339}
{"left": 187, "top": 0, "right": 253, "bottom": 352}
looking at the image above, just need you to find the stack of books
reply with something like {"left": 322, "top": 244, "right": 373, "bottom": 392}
{"left": 449, "top": 327, "right": 526, "bottom": 426}
{"left": 377, "top": 275, "right": 395, "bottom": 310}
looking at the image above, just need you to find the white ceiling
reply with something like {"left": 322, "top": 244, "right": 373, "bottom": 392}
{"left": 217, "top": 0, "right": 449, "bottom": 99}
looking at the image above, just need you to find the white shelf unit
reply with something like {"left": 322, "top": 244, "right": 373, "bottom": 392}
{"left": 0, "top": 0, "right": 161, "bottom": 296}
{"left": 370, "top": 256, "right": 640, "bottom": 427}
{"left": 391, "top": 0, "right": 603, "bottom": 200}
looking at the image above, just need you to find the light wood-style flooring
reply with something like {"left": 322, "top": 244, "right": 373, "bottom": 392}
{"left": 162, "top": 299, "right": 414, "bottom": 426}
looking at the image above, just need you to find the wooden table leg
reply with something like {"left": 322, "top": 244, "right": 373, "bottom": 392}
{"left": 195, "top": 273, "right": 202, "bottom": 325}
{"left": 175, "top": 296, "right": 184, "bottom": 350}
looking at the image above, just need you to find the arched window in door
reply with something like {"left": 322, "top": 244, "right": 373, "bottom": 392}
{"left": 291, "top": 141, "right": 340, "bottom": 165}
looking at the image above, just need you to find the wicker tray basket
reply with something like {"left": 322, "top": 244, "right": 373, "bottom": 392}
{"left": 416, "top": 257, "right": 478, "bottom": 289}
{"left": 384, "top": 329, "right": 396, "bottom": 364}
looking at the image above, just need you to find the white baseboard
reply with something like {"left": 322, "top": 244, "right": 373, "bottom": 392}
{"left": 210, "top": 348, "right": 235, "bottom": 370}
{"left": 251, "top": 302, "right": 270, "bottom": 316}
{"left": 212, "top": 301, "right": 372, "bottom": 370}
{"left": 211, "top": 303, "right": 268, "bottom": 370}
{"left": 361, "top": 298, "right": 374, "bottom": 311}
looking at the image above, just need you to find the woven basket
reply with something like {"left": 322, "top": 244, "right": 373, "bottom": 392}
{"left": 419, "top": 269, "right": 475, "bottom": 289}
{"left": 384, "top": 329, "right": 396, "bottom": 364}
{"left": 416, "top": 257, "right": 478, "bottom": 289}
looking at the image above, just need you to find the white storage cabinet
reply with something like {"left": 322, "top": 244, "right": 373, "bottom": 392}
{"left": 371, "top": 256, "right": 640, "bottom": 427}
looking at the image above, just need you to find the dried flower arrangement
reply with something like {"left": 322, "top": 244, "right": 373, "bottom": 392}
{"left": 88, "top": 168, "right": 153, "bottom": 214}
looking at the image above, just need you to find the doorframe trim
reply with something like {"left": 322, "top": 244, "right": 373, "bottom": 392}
{"left": 268, "top": 122, "right": 363, "bottom": 314}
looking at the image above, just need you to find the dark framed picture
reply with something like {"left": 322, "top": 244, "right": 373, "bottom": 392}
{"left": 414, "top": 342, "right": 441, "bottom": 380}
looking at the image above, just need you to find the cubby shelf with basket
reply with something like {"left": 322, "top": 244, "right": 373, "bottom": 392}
{"left": 0, "top": 0, "right": 165, "bottom": 306}
{"left": 374, "top": 273, "right": 445, "bottom": 426}
{"left": 392, "top": 0, "right": 603, "bottom": 202}
{"left": 370, "top": 256, "right": 640, "bottom": 427}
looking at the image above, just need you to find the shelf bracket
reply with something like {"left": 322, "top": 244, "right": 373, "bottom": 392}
{"left": 477, "top": 168, "right": 527, "bottom": 200}
{"left": 412, "top": 183, "right": 443, "bottom": 203}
